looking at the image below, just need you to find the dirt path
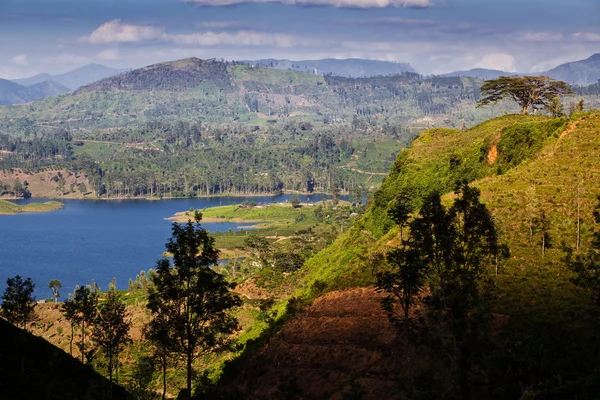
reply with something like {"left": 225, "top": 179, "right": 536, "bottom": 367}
{"left": 339, "top": 166, "right": 388, "bottom": 176}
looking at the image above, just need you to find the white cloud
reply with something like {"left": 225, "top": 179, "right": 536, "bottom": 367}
{"left": 520, "top": 32, "right": 563, "bottom": 42}
{"left": 11, "top": 54, "right": 29, "bottom": 67}
{"left": 474, "top": 53, "right": 517, "bottom": 72}
{"left": 170, "top": 31, "right": 299, "bottom": 47}
{"left": 196, "top": 21, "right": 244, "bottom": 29}
{"left": 82, "top": 20, "right": 165, "bottom": 44}
{"left": 83, "top": 20, "right": 302, "bottom": 48}
{"left": 181, "top": 0, "right": 433, "bottom": 8}
{"left": 97, "top": 49, "right": 121, "bottom": 61}
{"left": 573, "top": 32, "right": 600, "bottom": 41}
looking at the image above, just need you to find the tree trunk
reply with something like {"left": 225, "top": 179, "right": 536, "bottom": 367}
{"left": 81, "top": 325, "right": 85, "bottom": 363}
{"left": 186, "top": 349, "right": 193, "bottom": 400}
{"left": 522, "top": 106, "right": 529, "bottom": 115}
{"left": 69, "top": 324, "right": 74, "bottom": 356}
{"left": 162, "top": 357, "right": 167, "bottom": 400}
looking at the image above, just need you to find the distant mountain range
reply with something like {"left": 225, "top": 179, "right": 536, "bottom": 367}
{"left": 443, "top": 53, "right": 600, "bottom": 86}
{"left": 0, "top": 78, "right": 70, "bottom": 106}
{"left": 0, "top": 54, "right": 598, "bottom": 107}
{"left": 12, "top": 64, "right": 126, "bottom": 91}
{"left": 242, "top": 58, "right": 416, "bottom": 77}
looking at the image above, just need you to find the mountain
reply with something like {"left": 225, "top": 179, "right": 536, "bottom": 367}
{"left": 0, "top": 318, "right": 129, "bottom": 399}
{"left": 0, "top": 57, "right": 487, "bottom": 129}
{"left": 442, "top": 68, "right": 522, "bottom": 80}
{"left": 0, "top": 78, "right": 70, "bottom": 106}
{"left": 546, "top": 53, "right": 600, "bottom": 86}
{"left": 245, "top": 58, "right": 416, "bottom": 77}
{"left": 13, "top": 63, "right": 126, "bottom": 90}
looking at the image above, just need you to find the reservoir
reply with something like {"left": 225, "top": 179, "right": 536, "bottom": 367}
{"left": 0, "top": 194, "right": 339, "bottom": 300}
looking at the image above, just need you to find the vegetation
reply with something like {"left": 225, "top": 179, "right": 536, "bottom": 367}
{"left": 1, "top": 275, "right": 36, "bottom": 330}
{"left": 0, "top": 199, "right": 62, "bottom": 214}
{"left": 147, "top": 212, "right": 241, "bottom": 399}
{"left": 477, "top": 76, "right": 574, "bottom": 115}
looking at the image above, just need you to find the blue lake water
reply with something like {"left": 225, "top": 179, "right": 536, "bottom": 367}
{"left": 0, "top": 194, "right": 339, "bottom": 300}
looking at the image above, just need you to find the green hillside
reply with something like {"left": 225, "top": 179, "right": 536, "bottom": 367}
{"left": 0, "top": 58, "right": 491, "bottom": 130}
{"left": 274, "top": 111, "right": 600, "bottom": 396}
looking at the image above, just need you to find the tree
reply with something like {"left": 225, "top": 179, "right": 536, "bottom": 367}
{"left": 144, "top": 313, "right": 176, "bottom": 400}
{"left": 477, "top": 76, "right": 574, "bottom": 115}
{"left": 538, "top": 209, "right": 552, "bottom": 257}
{"left": 92, "top": 288, "right": 131, "bottom": 385}
{"left": 289, "top": 194, "right": 301, "bottom": 208}
{"left": 49, "top": 279, "right": 62, "bottom": 303}
{"left": 566, "top": 196, "right": 600, "bottom": 304}
{"left": 62, "top": 285, "right": 98, "bottom": 363}
{"left": 388, "top": 193, "right": 413, "bottom": 241}
{"left": 147, "top": 212, "right": 242, "bottom": 399}
{"left": 379, "top": 183, "right": 499, "bottom": 398}
{"left": 546, "top": 96, "right": 565, "bottom": 117}
{"left": 377, "top": 246, "right": 427, "bottom": 322}
{"left": 1, "top": 275, "right": 36, "bottom": 330}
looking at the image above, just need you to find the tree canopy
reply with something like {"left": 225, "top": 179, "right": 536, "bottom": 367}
{"left": 1, "top": 275, "right": 36, "bottom": 330}
{"left": 477, "top": 76, "right": 574, "bottom": 115}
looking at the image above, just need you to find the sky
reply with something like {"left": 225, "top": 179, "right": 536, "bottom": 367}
{"left": 0, "top": 0, "right": 598, "bottom": 79}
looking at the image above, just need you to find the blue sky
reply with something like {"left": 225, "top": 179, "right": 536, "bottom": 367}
{"left": 0, "top": 0, "right": 598, "bottom": 79}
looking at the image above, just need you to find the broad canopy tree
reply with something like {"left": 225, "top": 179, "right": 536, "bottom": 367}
{"left": 147, "top": 211, "right": 241, "bottom": 399}
{"left": 477, "top": 76, "right": 574, "bottom": 115}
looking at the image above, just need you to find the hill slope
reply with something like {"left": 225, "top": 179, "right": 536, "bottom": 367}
{"left": 224, "top": 112, "right": 600, "bottom": 397}
{"left": 13, "top": 64, "right": 126, "bottom": 90}
{"left": 0, "top": 319, "right": 129, "bottom": 400}
{"left": 0, "top": 78, "right": 70, "bottom": 106}
{"left": 0, "top": 57, "right": 487, "bottom": 130}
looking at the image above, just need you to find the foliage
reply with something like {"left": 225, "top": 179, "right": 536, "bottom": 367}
{"left": 477, "top": 76, "right": 574, "bottom": 115}
{"left": 146, "top": 212, "right": 242, "bottom": 398}
{"left": 62, "top": 285, "right": 98, "bottom": 363}
{"left": 48, "top": 279, "right": 62, "bottom": 303}
{"left": 1, "top": 275, "right": 36, "bottom": 330}
{"left": 92, "top": 288, "right": 131, "bottom": 384}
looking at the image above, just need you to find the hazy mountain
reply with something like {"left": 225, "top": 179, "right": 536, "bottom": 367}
{"left": 441, "top": 68, "right": 522, "bottom": 80}
{"left": 244, "top": 58, "right": 415, "bottom": 77}
{"left": 546, "top": 53, "right": 600, "bottom": 86}
{"left": 0, "top": 78, "right": 70, "bottom": 106}
{"left": 13, "top": 64, "right": 126, "bottom": 90}
{"left": 12, "top": 73, "right": 53, "bottom": 87}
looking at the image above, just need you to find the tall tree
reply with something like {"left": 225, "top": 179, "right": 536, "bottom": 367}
{"left": 1, "top": 275, "right": 36, "bottom": 330}
{"left": 388, "top": 193, "right": 413, "bottom": 242}
{"left": 477, "top": 76, "right": 574, "bottom": 115}
{"left": 92, "top": 288, "right": 131, "bottom": 384}
{"left": 62, "top": 285, "right": 98, "bottom": 363}
{"left": 144, "top": 312, "right": 176, "bottom": 400}
{"left": 147, "top": 212, "right": 241, "bottom": 399}
{"left": 49, "top": 279, "right": 62, "bottom": 303}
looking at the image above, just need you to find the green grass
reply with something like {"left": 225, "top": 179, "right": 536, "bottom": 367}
{"left": 0, "top": 199, "right": 63, "bottom": 215}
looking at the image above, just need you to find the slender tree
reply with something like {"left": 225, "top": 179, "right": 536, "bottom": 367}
{"left": 92, "top": 288, "right": 131, "bottom": 384}
{"left": 477, "top": 76, "right": 573, "bottom": 115}
{"left": 62, "top": 285, "right": 98, "bottom": 363}
{"left": 49, "top": 279, "right": 62, "bottom": 303}
{"left": 388, "top": 193, "right": 413, "bottom": 242}
{"left": 144, "top": 312, "right": 176, "bottom": 400}
{"left": 147, "top": 212, "right": 242, "bottom": 399}
{"left": 1, "top": 275, "right": 36, "bottom": 330}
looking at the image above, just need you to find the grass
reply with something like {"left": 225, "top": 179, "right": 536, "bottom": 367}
{"left": 171, "top": 202, "right": 333, "bottom": 250}
{"left": 0, "top": 199, "right": 63, "bottom": 215}
{"left": 285, "top": 111, "right": 600, "bottom": 392}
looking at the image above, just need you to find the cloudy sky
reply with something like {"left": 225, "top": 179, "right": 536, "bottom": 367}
{"left": 0, "top": 0, "right": 598, "bottom": 79}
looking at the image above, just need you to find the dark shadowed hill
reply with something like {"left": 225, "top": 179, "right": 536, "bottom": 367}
{"left": 0, "top": 318, "right": 130, "bottom": 400}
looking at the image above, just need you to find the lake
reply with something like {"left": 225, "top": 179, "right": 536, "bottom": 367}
{"left": 0, "top": 194, "right": 340, "bottom": 300}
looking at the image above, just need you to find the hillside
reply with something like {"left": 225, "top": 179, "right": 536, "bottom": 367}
{"left": 0, "top": 318, "right": 129, "bottom": 399}
{"left": 0, "top": 57, "right": 488, "bottom": 130}
{"left": 219, "top": 111, "right": 600, "bottom": 398}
